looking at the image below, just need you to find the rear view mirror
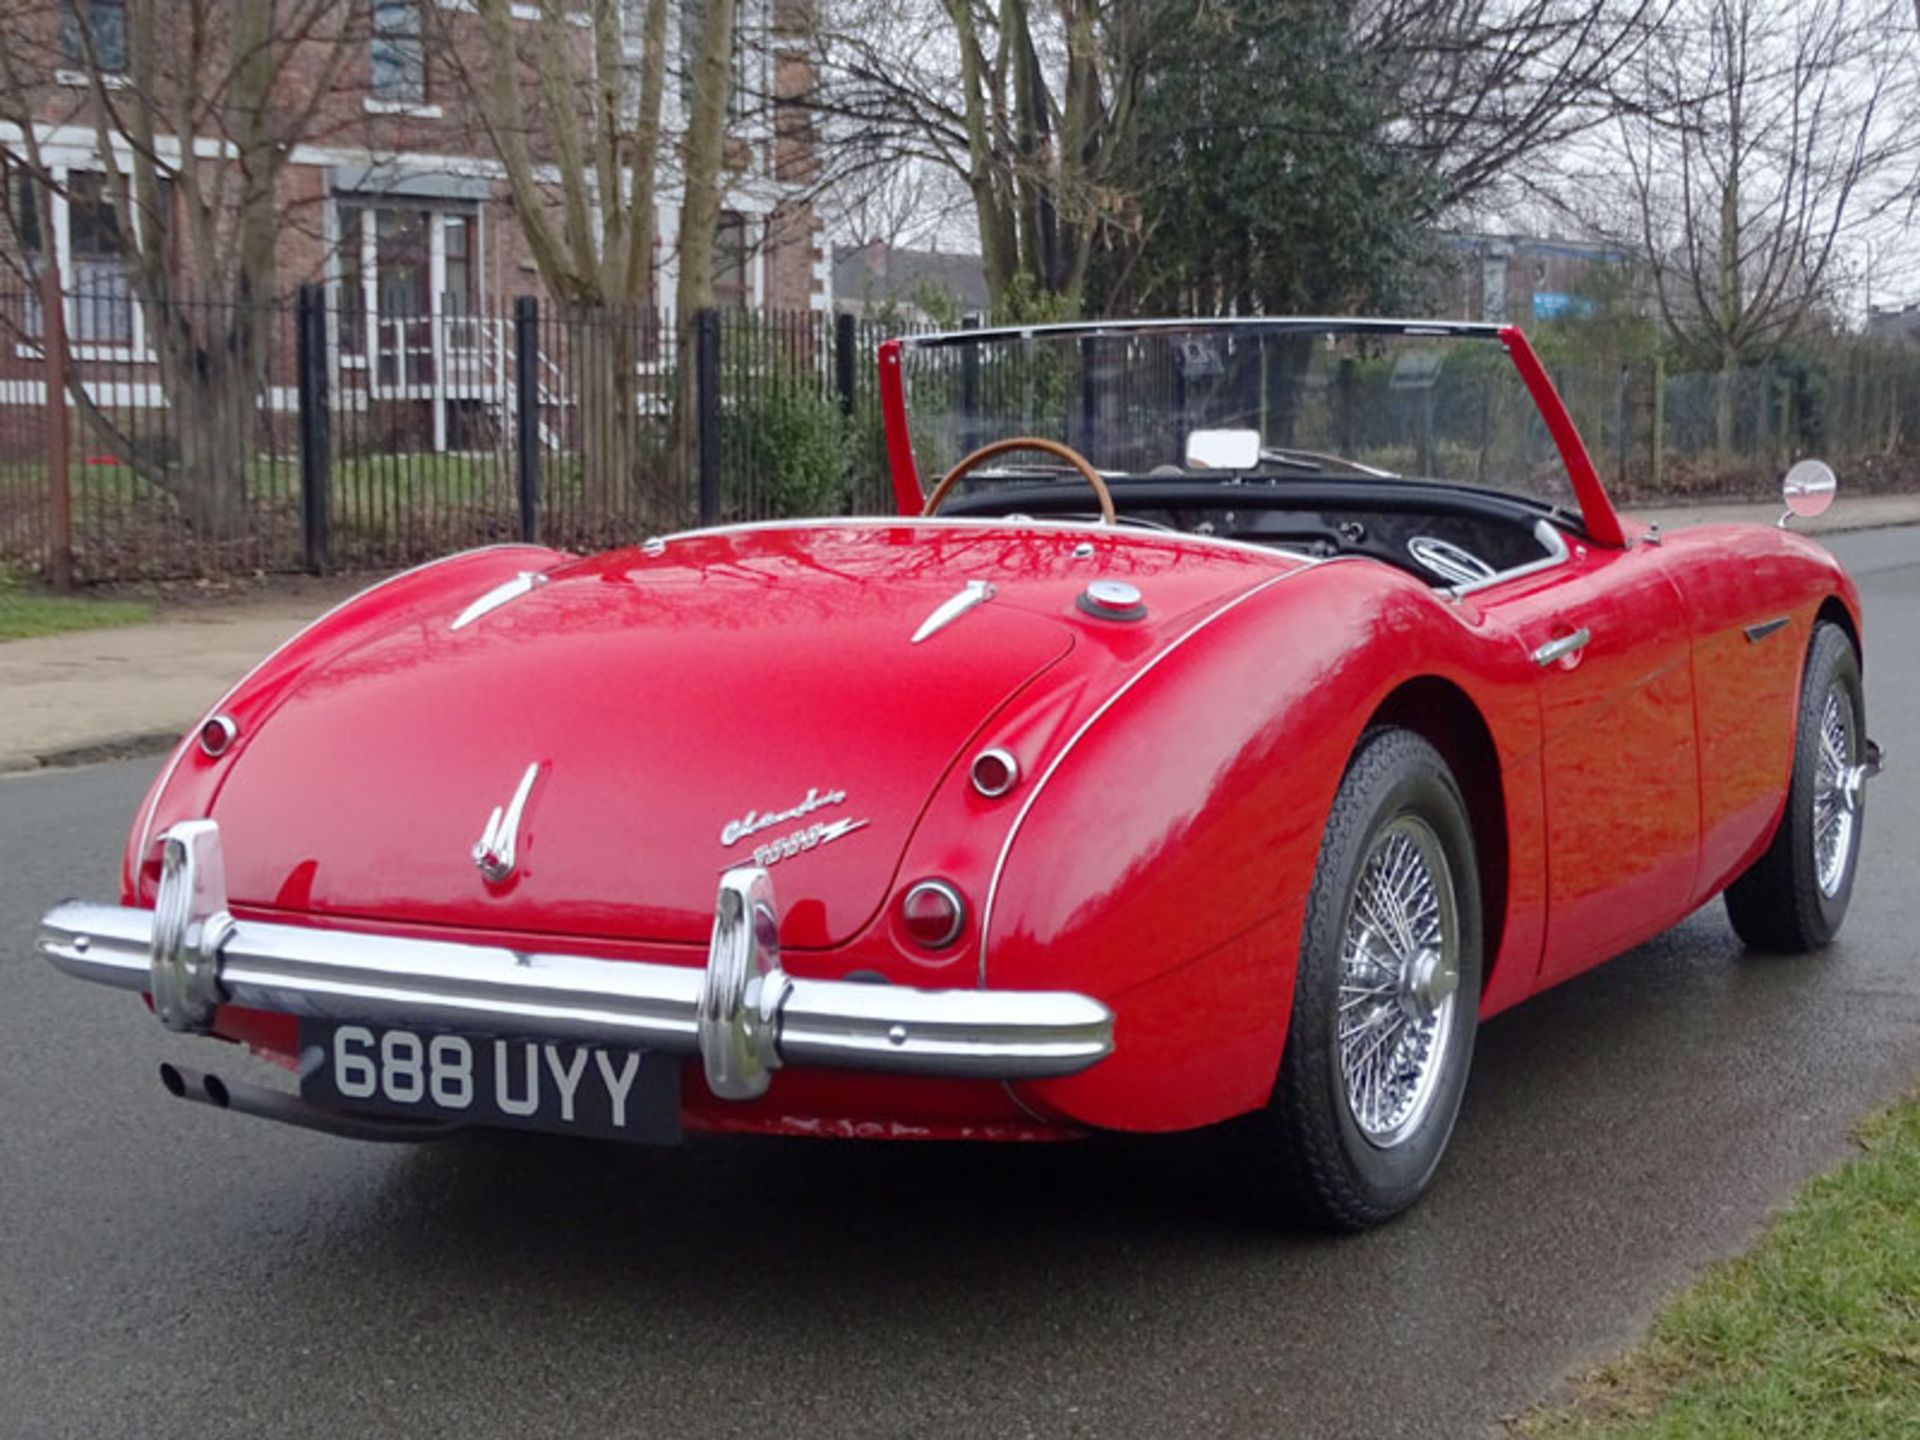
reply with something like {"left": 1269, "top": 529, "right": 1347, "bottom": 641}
{"left": 1781, "top": 460, "right": 1837, "bottom": 523}
{"left": 1185, "top": 429, "right": 1261, "bottom": 471}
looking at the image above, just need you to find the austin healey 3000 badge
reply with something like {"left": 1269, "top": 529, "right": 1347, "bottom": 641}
{"left": 720, "top": 786, "right": 867, "bottom": 868}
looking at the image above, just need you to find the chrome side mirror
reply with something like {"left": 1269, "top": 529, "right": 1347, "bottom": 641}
{"left": 1185, "top": 428, "right": 1261, "bottom": 471}
{"left": 1780, "top": 459, "right": 1837, "bottom": 526}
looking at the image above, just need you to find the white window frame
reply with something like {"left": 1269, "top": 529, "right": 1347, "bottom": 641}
{"left": 12, "top": 159, "right": 155, "bottom": 363}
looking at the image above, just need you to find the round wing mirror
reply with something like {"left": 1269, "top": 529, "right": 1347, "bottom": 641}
{"left": 1782, "top": 459, "right": 1837, "bottom": 520}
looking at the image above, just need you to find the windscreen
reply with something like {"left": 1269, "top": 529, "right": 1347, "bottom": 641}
{"left": 899, "top": 324, "right": 1578, "bottom": 514}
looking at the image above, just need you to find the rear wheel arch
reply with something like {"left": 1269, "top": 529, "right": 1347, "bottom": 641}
{"left": 1362, "top": 677, "right": 1508, "bottom": 994}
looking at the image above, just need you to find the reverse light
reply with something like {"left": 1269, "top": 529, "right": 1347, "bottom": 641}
{"left": 970, "top": 747, "right": 1021, "bottom": 799}
{"left": 900, "top": 879, "right": 967, "bottom": 950}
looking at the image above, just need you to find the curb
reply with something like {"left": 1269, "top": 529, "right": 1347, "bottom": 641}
{"left": 0, "top": 730, "right": 181, "bottom": 777}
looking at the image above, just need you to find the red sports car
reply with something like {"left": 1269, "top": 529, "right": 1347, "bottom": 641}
{"left": 37, "top": 319, "right": 1880, "bottom": 1228}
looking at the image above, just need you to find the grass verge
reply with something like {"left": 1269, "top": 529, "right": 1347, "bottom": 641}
{"left": 1519, "top": 1089, "right": 1920, "bottom": 1438}
{"left": 0, "top": 567, "right": 150, "bottom": 641}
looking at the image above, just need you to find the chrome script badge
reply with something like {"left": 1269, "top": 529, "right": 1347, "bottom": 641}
{"left": 720, "top": 786, "right": 866, "bottom": 867}
{"left": 720, "top": 786, "right": 848, "bottom": 847}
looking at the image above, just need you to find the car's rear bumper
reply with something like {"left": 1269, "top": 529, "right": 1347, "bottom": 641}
{"left": 37, "top": 821, "right": 1113, "bottom": 1103}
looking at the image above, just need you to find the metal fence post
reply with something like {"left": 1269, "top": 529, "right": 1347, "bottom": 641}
{"left": 1616, "top": 364, "right": 1630, "bottom": 487}
{"left": 696, "top": 308, "right": 722, "bottom": 526}
{"left": 1651, "top": 354, "right": 1666, "bottom": 492}
{"left": 960, "top": 313, "right": 980, "bottom": 453}
{"left": 40, "top": 263, "right": 73, "bottom": 592}
{"left": 295, "top": 283, "right": 332, "bottom": 576}
{"left": 834, "top": 310, "right": 856, "bottom": 418}
{"left": 514, "top": 296, "right": 540, "bottom": 544}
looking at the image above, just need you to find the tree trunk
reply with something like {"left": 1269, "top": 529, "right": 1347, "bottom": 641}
{"left": 664, "top": 0, "right": 739, "bottom": 500}
{"left": 570, "top": 305, "right": 659, "bottom": 534}
{"left": 167, "top": 354, "right": 257, "bottom": 543}
{"left": 153, "top": 302, "right": 267, "bottom": 543}
{"left": 1716, "top": 350, "right": 1738, "bottom": 458}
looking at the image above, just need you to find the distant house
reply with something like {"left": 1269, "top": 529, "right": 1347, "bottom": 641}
{"left": 1866, "top": 304, "right": 1920, "bottom": 345}
{"left": 1, "top": 1, "right": 829, "bottom": 450}
{"left": 833, "top": 242, "right": 988, "bottom": 324}
{"left": 1432, "top": 233, "right": 1638, "bottom": 325}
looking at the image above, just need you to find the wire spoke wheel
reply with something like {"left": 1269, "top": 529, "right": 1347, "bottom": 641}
{"left": 1811, "top": 682, "right": 1862, "bottom": 899}
{"left": 1336, "top": 815, "right": 1460, "bottom": 1149}
{"left": 1237, "top": 727, "right": 1481, "bottom": 1230}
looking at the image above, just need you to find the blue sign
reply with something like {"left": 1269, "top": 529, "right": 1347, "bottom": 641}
{"left": 1532, "top": 292, "right": 1596, "bottom": 320}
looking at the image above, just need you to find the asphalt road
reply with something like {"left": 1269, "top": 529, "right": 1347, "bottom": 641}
{"left": 3, "top": 529, "right": 1917, "bottom": 1440}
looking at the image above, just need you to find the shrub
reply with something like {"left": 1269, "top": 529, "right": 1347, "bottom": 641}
{"left": 723, "top": 381, "right": 851, "bottom": 519}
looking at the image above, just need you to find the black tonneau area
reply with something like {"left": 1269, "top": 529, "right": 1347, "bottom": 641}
{"left": 937, "top": 476, "right": 1569, "bottom": 583}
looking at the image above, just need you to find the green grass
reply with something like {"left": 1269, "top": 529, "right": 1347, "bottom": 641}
{"left": 0, "top": 567, "right": 150, "bottom": 641}
{"left": 1520, "top": 1090, "right": 1920, "bottom": 1438}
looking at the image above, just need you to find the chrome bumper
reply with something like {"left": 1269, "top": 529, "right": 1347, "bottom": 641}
{"left": 36, "top": 821, "right": 1113, "bottom": 1102}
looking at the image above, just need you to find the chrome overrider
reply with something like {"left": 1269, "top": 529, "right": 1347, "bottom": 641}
{"left": 36, "top": 820, "right": 1114, "bottom": 1105}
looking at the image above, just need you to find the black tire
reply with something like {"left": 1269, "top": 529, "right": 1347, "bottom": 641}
{"left": 1725, "top": 622, "right": 1866, "bottom": 952}
{"left": 1229, "top": 727, "right": 1483, "bottom": 1231}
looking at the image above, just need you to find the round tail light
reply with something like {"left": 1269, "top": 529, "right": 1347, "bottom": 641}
{"left": 900, "top": 879, "right": 967, "bottom": 950}
{"left": 198, "top": 715, "right": 238, "bottom": 757}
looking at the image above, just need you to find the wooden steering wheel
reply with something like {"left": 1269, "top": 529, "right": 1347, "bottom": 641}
{"left": 919, "top": 436, "right": 1117, "bottom": 526}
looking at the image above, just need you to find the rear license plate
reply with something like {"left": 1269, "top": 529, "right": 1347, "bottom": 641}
{"left": 299, "top": 1020, "right": 681, "bottom": 1144}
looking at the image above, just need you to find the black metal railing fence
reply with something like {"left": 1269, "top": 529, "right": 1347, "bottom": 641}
{"left": 0, "top": 283, "right": 926, "bottom": 583}
{"left": 2, "top": 283, "right": 1918, "bottom": 585}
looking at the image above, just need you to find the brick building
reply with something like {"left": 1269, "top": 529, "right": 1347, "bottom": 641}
{"left": 1, "top": 0, "right": 828, "bottom": 453}
{"left": 1432, "top": 232, "right": 1638, "bottom": 324}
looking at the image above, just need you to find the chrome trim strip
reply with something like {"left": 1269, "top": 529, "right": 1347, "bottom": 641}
{"left": 910, "top": 579, "right": 996, "bottom": 644}
{"left": 134, "top": 544, "right": 553, "bottom": 863}
{"left": 450, "top": 571, "right": 549, "bottom": 631}
{"left": 977, "top": 556, "right": 1344, "bottom": 986}
{"left": 1447, "top": 519, "right": 1570, "bottom": 599}
{"left": 38, "top": 838, "right": 1114, "bottom": 1090}
{"left": 899, "top": 317, "right": 1505, "bottom": 348}
{"left": 647, "top": 515, "right": 1312, "bottom": 569}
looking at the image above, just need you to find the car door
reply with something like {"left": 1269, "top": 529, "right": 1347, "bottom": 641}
{"left": 1477, "top": 536, "right": 1701, "bottom": 984}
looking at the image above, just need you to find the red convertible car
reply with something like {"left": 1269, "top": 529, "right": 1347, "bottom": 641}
{"left": 38, "top": 319, "right": 1879, "bottom": 1229}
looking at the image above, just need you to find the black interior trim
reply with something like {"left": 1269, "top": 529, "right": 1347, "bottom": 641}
{"left": 934, "top": 475, "right": 1585, "bottom": 539}
{"left": 935, "top": 475, "right": 1575, "bottom": 585}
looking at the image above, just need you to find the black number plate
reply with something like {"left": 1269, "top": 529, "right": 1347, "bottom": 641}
{"left": 299, "top": 1020, "right": 682, "bottom": 1144}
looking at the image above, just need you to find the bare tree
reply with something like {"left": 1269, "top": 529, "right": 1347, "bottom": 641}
{"left": 664, "top": 0, "right": 741, "bottom": 493}
{"left": 803, "top": 0, "right": 1146, "bottom": 311}
{"left": 1613, "top": 0, "right": 1911, "bottom": 450}
{"left": 443, "top": 0, "right": 750, "bottom": 516}
{"left": 1358, "top": 0, "right": 1665, "bottom": 214}
{"left": 801, "top": 0, "right": 1661, "bottom": 314}
{"left": 0, "top": 0, "right": 359, "bottom": 538}
{"left": 437, "top": 0, "right": 674, "bottom": 516}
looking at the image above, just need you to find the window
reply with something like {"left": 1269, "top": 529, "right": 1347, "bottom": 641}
{"left": 337, "top": 204, "right": 366, "bottom": 354}
{"left": 67, "top": 173, "right": 133, "bottom": 345}
{"left": 713, "top": 210, "right": 752, "bottom": 309}
{"left": 369, "top": 1, "right": 425, "bottom": 105}
{"left": 9, "top": 168, "right": 48, "bottom": 338}
{"left": 442, "top": 215, "right": 473, "bottom": 314}
{"left": 335, "top": 202, "right": 481, "bottom": 368}
{"left": 62, "top": 1, "right": 128, "bottom": 74}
